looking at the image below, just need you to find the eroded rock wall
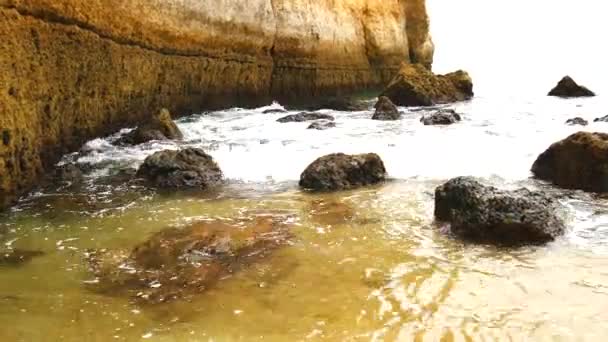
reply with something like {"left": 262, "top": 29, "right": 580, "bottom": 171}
{"left": 0, "top": 0, "right": 432, "bottom": 207}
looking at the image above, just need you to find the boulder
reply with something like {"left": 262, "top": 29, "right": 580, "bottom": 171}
{"left": 548, "top": 76, "right": 595, "bottom": 98}
{"left": 307, "top": 120, "right": 336, "bottom": 130}
{"left": 434, "top": 177, "right": 565, "bottom": 246}
{"left": 594, "top": 115, "right": 608, "bottom": 122}
{"left": 381, "top": 64, "right": 474, "bottom": 107}
{"left": 299, "top": 153, "right": 387, "bottom": 191}
{"left": 85, "top": 214, "right": 293, "bottom": 303}
{"left": 532, "top": 132, "right": 608, "bottom": 192}
{"left": 565, "top": 117, "right": 589, "bottom": 126}
{"left": 136, "top": 148, "right": 222, "bottom": 189}
{"left": 372, "top": 96, "right": 401, "bottom": 121}
{"left": 421, "top": 109, "right": 461, "bottom": 125}
{"left": 115, "top": 108, "right": 183, "bottom": 146}
{"left": 277, "top": 112, "right": 335, "bottom": 123}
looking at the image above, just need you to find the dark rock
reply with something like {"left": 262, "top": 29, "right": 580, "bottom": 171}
{"left": 277, "top": 112, "right": 335, "bottom": 123}
{"left": 136, "top": 148, "right": 222, "bottom": 189}
{"left": 1, "top": 249, "right": 45, "bottom": 266}
{"left": 85, "top": 214, "right": 294, "bottom": 303}
{"left": 565, "top": 117, "right": 589, "bottom": 126}
{"left": 262, "top": 108, "right": 288, "bottom": 114}
{"left": 421, "top": 109, "right": 462, "bottom": 125}
{"left": 434, "top": 177, "right": 565, "bottom": 246}
{"left": 372, "top": 96, "right": 401, "bottom": 121}
{"left": 548, "top": 76, "right": 595, "bottom": 98}
{"left": 307, "top": 120, "right": 336, "bottom": 130}
{"left": 115, "top": 108, "right": 183, "bottom": 146}
{"left": 532, "top": 132, "right": 608, "bottom": 192}
{"left": 381, "top": 64, "right": 474, "bottom": 107}
{"left": 308, "top": 97, "right": 369, "bottom": 111}
{"left": 594, "top": 115, "right": 608, "bottom": 122}
{"left": 54, "top": 163, "right": 84, "bottom": 183}
{"left": 299, "top": 153, "right": 387, "bottom": 191}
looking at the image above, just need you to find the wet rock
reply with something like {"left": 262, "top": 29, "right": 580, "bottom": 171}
{"left": 372, "top": 96, "right": 401, "bottom": 121}
{"left": 299, "top": 153, "right": 387, "bottom": 191}
{"left": 565, "top": 117, "right": 589, "bottom": 126}
{"left": 0, "top": 249, "right": 45, "bottom": 266}
{"left": 54, "top": 163, "right": 84, "bottom": 183}
{"left": 434, "top": 177, "right": 565, "bottom": 246}
{"left": 277, "top": 112, "right": 335, "bottom": 123}
{"left": 532, "top": 132, "right": 608, "bottom": 192}
{"left": 308, "top": 199, "right": 355, "bottom": 226}
{"left": 136, "top": 148, "right": 223, "bottom": 189}
{"left": 307, "top": 120, "right": 336, "bottom": 130}
{"left": 381, "top": 64, "right": 474, "bottom": 107}
{"left": 548, "top": 76, "right": 595, "bottom": 98}
{"left": 420, "top": 109, "right": 461, "bottom": 125}
{"left": 593, "top": 115, "right": 608, "bottom": 122}
{"left": 262, "top": 108, "right": 288, "bottom": 114}
{"left": 115, "top": 108, "right": 183, "bottom": 146}
{"left": 85, "top": 214, "right": 294, "bottom": 303}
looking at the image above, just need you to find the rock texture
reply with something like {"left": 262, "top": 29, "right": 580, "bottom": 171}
{"left": 532, "top": 132, "right": 608, "bottom": 192}
{"left": 115, "top": 108, "right": 183, "bottom": 146}
{"left": 372, "top": 96, "right": 401, "bottom": 120}
{"left": 420, "top": 109, "right": 461, "bottom": 125}
{"left": 381, "top": 64, "right": 473, "bottom": 106}
{"left": 435, "top": 177, "right": 565, "bottom": 246}
{"left": 548, "top": 76, "right": 595, "bottom": 98}
{"left": 299, "top": 153, "right": 387, "bottom": 191}
{"left": 0, "top": 0, "right": 433, "bottom": 208}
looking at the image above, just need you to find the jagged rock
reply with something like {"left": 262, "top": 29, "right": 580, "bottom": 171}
{"left": 594, "top": 115, "right": 608, "bottom": 122}
{"left": 307, "top": 120, "right": 336, "bottom": 130}
{"left": 1, "top": 249, "right": 44, "bottom": 266}
{"left": 299, "top": 153, "right": 387, "bottom": 191}
{"left": 85, "top": 214, "right": 294, "bottom": 303}
{"left": 115, "top": 109, "right": 183, "bottom": 146}
{"left": 565, "top": 117, "right": 589, "bottom": 126}
{"left": 277, "top": 112, "right": 335, "bottom": 123}
{"left": 532, "top": 132, "right": 608, "bottom": 192}
{"left": 372, "top": 96, "right": 401, "bottom": 121}
{"left": 420, "top": 109, "right": 461, "bottom": 125}
{"left": 381, "top": 64, "right": 474, "bottom": 106}
{"left": 548, "top": 76, "right": 595, "bottom": 98}
{"left": 136, "top": 148, "right": 222, "bottom": 189}
{"left": 434, "top": 177, "right": 565, "bottom": 246}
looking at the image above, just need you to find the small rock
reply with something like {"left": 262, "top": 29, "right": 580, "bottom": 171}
{"left": 594, "top": 115, "right": 608, "bottom": 122}
{"left": 434, "top": 177, "right": 565, "bottom": 246}
{"left": 299, "top": 153, "right": 387, "bottom": 191}
{"left": 277, "top": 112, "right": 335, "bottom": 123}
{"left": 136, "top": 148, "right": 222, "bottom": 189}
{"left": 1, "top": 249, "right": 44, "bottom": 266}
{"left": 307, "top": 120, "right": 336, "bottom": 130}
{"left": 115, "top": 108, "right": 183, "bottom": 146}
{"left": 420, "top": 109, "right": 462, "bottom": 125}
{"left": 548, "top": 76, "right": 595, "bottom": 98}
{"left": 262, "top": 108, "right": 287, "bottom": 114}
{"left": 565, "top": 117, "right": 588, "bottom": 126}
{"left": 54, "top": 163, "right": 84, "bottom": 183}
{"left": 372, "top": 96, "right": 401, "bottom": 121}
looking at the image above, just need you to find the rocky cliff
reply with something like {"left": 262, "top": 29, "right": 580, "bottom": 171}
{"left": 0, "top": 0, "right": 433, "bottom": 208}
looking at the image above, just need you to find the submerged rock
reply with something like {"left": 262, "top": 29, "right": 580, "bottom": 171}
{"left": 85, "top": 214, "right": 294, "bottom": 303}
{"left": 434, "top": 177, "right": 565, "bottom": 246}
{"left": 381, "top": 64, "right": 473, "bottom": 107}
{"left": 593, "top": 115, "right": 608, "bottom": 122}
{"left": 115, "top": 108, "right": 183, "bottom": 146}
{"left": 372, "top": 96, "right": 401, "bottom": 121}
{"left": 307, "top": 120, "right": 336, "bottom": 130}
{"left": 307, "top": 199, "right": 355, "bottom": 226}
{"left": 299, "top": 153, "right": 387, "bottom": 191}
{"left": 532, "top": 132, "right": 608, "bottom": 192}
{"left": 566, "top": 117, "right": 589, "bottom": 126}
{"left": 136, "top": 148, "right": 222, "bottom": 189}
{"left": 277, "top": 112, "right": 335, "bottom": 123}
{"left": 548, "top": 76, "right": 595, "bottom": 98}
{"left": 0, "top": 249, "right": 44, "bottom": 266}
{"left": 420, "top": 109, "right": 461, "bottom": 125}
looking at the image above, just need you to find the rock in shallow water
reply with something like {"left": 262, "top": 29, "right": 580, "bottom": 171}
{"left": 372, "top": 96, "right": 401, "bottom": 121}
{"left": 420, "top": 109, "right": 461, "bottom": 125}
{"left": 434, "top": 177, "right": 565, "bottom": 246}
{"left": 532, "top": 132, "right": 608, "bottom": 192}
{"left": 566, "top": 117, "right": 589, "bottom": 126}
{"left": 277, "top": 112, "right": 335, "bottom": 123}
{"left": 136, "top": 148, "right": 222, "bottom": 189}
{"left": 548, "top": 76, "right": 595, "bottom": 98}
{"left": 115, "top": 108, "right": 183, "bottom": 146}
{"left": 307, "top": 120, "right": 336, "bottom": 130}
{"left": 299, "top": 153, "right": 387, "bottom": 191}
{"left": 381, "top": 64, "right": 473, "bottom": 107}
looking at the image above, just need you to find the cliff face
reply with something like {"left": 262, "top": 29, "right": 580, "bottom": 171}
{"left": 0, "top": 0, "right": 433, "bottom": 207}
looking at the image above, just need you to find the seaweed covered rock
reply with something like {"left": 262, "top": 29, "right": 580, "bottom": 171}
{"left": 532, "top": 132, "right": 608, "bottom": 192}
{"left": 85, "top": 214, "right": 294, "bottom": 303}
{"left": 277, "top": 112, "right": 335, "bottom": 123}
{"left": 136, "top": 148, "right": 222, "bottom": 189}
{"left": 381, "top": 64, "right": 473, "bottom": 107}
{"left": 420, "top": 109, "right": 461, "bottom": 125}
{"left": 548, "top": 76, "right": 595, "bottom": 98}
{"left": 434, "top": 177, "right": 565, "bottom": 246}
{"left": 299, "top": 153, "right": 387, "bottom": 191}
{"left": 372, "top": 96, "right": 401, "bottom": 121}
{"left": 115, "top": 108, "right": 183, "bottom": 146}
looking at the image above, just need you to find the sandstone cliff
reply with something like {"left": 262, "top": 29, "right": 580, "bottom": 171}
{"left": 0, "top": 0, "right": 433, "bottom": 208}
